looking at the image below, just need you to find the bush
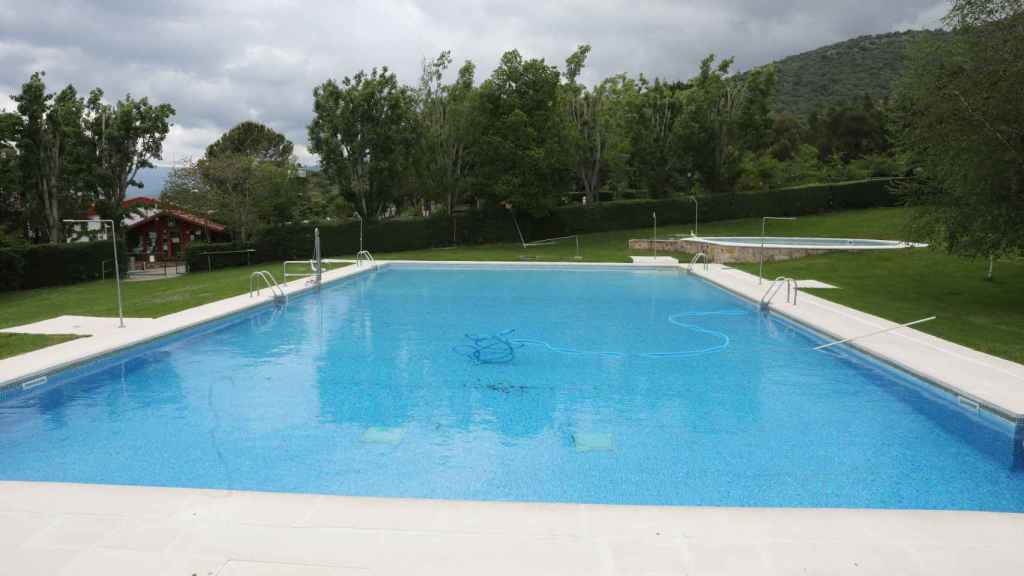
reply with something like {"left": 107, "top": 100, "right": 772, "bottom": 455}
{"left": 185, "top": 242, "right": 257, "bottom": 272}
{"left": 0, "top": 240, "right": 129, "bottom": 292}
{"left": 0, "top": 249, "right": 25, "bottom": 291}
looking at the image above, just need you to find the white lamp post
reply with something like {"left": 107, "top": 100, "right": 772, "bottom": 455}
{"left": 690, "top": 196, "right": 699, "bottom": 236}
{"left": 65, "top": 219, "right": 124, "bottom": 327}
{"left": 759, "top": 216, "right": 797, "bottom": 284}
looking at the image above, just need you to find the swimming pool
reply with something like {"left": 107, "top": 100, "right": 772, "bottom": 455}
{"left": 1, "top": 264, "right": 1021, "bottom": 510}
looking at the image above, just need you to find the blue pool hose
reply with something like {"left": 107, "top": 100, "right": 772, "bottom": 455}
{"left": 454, "top": 310, "right": 746, "bottom": 363}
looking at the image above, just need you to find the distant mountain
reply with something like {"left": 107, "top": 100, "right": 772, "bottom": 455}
{"left": 131, "top": 165, "right": 172, "bottom": 198}
{"left": 766, "top": 29, "right": 949, "bottom": 117}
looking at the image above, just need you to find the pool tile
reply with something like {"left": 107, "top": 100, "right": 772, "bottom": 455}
{"left": 573, "top": 432, "right": 614, "bottom": 452}
{"left": 361, "top": 427, "right": 405, "bottom": 445}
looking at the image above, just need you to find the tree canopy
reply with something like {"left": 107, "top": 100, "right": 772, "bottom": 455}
{"left": 896, "top": 0, "right": 1024, "bottom": 261}
{"left": 308, "top": 67, "right": 418, "bottom": 221}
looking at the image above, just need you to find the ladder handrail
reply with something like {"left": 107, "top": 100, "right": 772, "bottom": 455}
{"left": 686, "top": 252, "right": 709, "bottom": 274}
{"left": 250, "top": 271, "right": 287, "bottom": 303}
{"left": 760, "top": 276, "right": 798, "bottom": 310}
{"left": 283, "top": 259, "right": 321, "bottom": 280}
{"left": 355, "top": 250, "right": 376, "bottom": 268}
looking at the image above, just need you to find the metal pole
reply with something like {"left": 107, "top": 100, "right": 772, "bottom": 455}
{"left": 652, "top": 211, "right": 657, "bottom": 260}
{"left": 65, "top": 219, "right": 123, "bottom": 327}
{"left": 355, "top": 212, "right": 363, "bottom": 253}
{"left": 315, "top": 227, "right": 322, "bottom": 285}
{"left": 760, "top": 216, "right": 797, "bottom": 285}
{"left": 691, "top": 196, "right": 699, "bottom": 236}
{"left": 109, "top": 221, "right": 124, "bottom": 327}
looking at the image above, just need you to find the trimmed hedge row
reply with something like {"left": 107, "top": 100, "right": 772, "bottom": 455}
{"left": 0, "top": 240, "right": 128, "bottom": 292}
{"left": 184, "top": 177, "right": 899, "bottom": 271}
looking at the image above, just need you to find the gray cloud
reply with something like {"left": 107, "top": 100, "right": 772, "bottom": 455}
{"left": 1, "top": 0, "right": 947, "bottom": 165}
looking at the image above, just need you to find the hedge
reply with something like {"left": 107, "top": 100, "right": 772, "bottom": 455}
{"left": 0, "top": 249, "right": 24, "bottom": 291}
{"left": 0, "top": 239, "right": 128, "bottom": 292}
{"left": 183, "top": 177, "right": 899, "bottom": 272}
{"left": 185, "top": 242, "right": 257, "bottom": 272}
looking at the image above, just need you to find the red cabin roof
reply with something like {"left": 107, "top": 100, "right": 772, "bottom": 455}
{"left": 127, "top": 209, "right": 226, "bottom": 233}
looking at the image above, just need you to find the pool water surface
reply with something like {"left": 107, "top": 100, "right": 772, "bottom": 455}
{"left": 0, "top": 264, "right": 1021, "bottom": 510}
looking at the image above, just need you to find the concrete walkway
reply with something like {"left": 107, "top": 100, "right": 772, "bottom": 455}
{"left": 1, "top": 481, "right": 1022, "bottom": 575}
{"left": 0, "top": 315, "right": 159, "bottom": 336}
{"left": 691, "top": 264, "right": 1024, "bottom": 422}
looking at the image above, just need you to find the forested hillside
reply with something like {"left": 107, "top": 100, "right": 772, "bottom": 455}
{"left": 770, "top": 29, "right": 949, "bottom": 116}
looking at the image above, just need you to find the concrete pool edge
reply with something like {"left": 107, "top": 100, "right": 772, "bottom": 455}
{"left": 1, "top": 481, "right": 1022, "bottom": 575}
{"left": 689, "top": 263, "right": 1024, "bottom": 424}
{"left": 0, "top": 263, "right": 376, "bottom": 391}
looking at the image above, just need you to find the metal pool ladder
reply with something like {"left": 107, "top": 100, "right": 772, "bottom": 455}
{"left": 250, "top": 271, "right": 287, "bottom": 304}
{"left": 687, "top": 252, "right": 709, "bottom": 274}
{"left": 356, "top": 250, "right": 377, "bottom": 269}
{"left": 760, "top": 277, "right": 798, "bottom": 310}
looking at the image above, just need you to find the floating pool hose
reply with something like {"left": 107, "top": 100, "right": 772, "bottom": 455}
{"left": 453, "top": 309, "right": 746, "bottom": 364}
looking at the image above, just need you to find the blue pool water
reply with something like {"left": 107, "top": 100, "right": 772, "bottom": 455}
{"left": 1, "top": 265, "right": 1022, "bottom": 510}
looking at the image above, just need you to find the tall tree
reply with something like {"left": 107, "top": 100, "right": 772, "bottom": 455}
{"left": 13, "top": 73, "right": 90, "bottom": 243}
{"left": 563, "top": 44, "right": 606, "bottom": 202}
{"left": 474, "top": 50, "right": 571, "bottom": 215}
{"left": 896, "top": 0, "right": 1024, "bottom": 264}
{"left": 85, "top": 89, "right": 175, "bottom": 230}
{"left": 0, "top": 112, "right": 25, "bottom": 236}
{"left": 414, "top": 51, "right": 478, "bottom": 218}
{"left": 680, "top": 56, "right": 776, "bottom": 194}
{"left": 628, "top": 77, "right": 687, "bottom": 197}
{"left": 206, "top": 120, "right": 293, "bottom": 164}
{"left": 309, "top": 67, "right": 418, "bottom": 221}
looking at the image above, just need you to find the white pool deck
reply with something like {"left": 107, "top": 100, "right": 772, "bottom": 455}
{"left": 1, "top": 481, "right": 1022, "bottom": 575}
{"left": 689, "top": 263, "right": 1024, "bottom": 422}
{"left": 1, "top": 259, "right": 1023, "bottom": 574}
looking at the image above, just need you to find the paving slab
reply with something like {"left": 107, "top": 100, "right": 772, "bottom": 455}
{"left": 0, "top": 482, "right": 1020, "bottom": 575}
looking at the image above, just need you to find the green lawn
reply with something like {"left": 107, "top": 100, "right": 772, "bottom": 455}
{"left": 2, "top": 207, "right": 1021, "bottom": 364}
{"left": 0, "top": 261, "right": 338, "bottom": 359}
{"left": 376, "top": 207, "right": 913, "bottom": 262}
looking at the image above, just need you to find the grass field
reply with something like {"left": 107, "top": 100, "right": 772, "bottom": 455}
{"left": 1, "top": 207, "right": 1021, "bottom": 363}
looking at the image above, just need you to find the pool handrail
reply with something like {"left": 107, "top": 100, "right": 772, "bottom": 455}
{"left": 687, "top": 252, "right": 709, "bottom": 274}
{"left": 760, "top": 276, "right": 798, "bottom": 310}
{"left": 356, "top": 250, "right": 377, "bottom": 268}
{"left": 249, "top": 270, "right": 287, "bottom": 304}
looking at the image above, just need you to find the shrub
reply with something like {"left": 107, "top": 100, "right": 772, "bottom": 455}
{"left": 1, "top": 240, "right": 129, "bottom": 292}
{"left": 0, "top": 249, "right": 25, "bottom": 291}
{"left": 185, "top": 242, "right": 257, "bottom": 272}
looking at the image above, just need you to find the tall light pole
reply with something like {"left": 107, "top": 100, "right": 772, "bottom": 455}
{"left": 354, "top": 212, "right": 363, "bottom": 253}
{"left": 65, "top": 219, "right": 124, "bottom": 327}
{"left": 759, "top": 216, "right": 797, "bottom": 284}
{"left": 690, "top": 196, "right": 699, "bottom": 236}
{"left": 652, "top": 211, "right": 657, "bottom": 259}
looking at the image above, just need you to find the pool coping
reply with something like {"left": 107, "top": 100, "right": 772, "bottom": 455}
{"left": 0, "top": 263, "right": 376, "bottom": 391}
{"left": 1, "top": 481, "right": 1022, "bottom": 575}
{"left": 689, "top": 263, "right": 1024, "bottom": 425}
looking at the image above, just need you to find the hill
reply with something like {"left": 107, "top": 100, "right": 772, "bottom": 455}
{"left": 766, "top": 29, "right": 949, "bottom": 117}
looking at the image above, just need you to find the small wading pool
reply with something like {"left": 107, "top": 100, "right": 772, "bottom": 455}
{"left": 628, "top": 236, "right": 927, "bottom": 263}
{"left": 0, "top": 264, "right": 1021, "bottom": 510}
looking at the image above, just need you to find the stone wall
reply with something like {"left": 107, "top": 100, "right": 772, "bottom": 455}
{"left": 628, "top": 238, "right": 831, "bottom": 263}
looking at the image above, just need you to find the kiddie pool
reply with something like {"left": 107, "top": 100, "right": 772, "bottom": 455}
{"left": 628, "top": 236, "right": 927, "bottom": 263}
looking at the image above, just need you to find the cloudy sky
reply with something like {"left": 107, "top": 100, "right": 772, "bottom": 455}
{"left": 1, "top": 0, "right": 947, "bottom": 167}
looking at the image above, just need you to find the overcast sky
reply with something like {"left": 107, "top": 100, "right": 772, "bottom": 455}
{"left": 0, "top": 0, "right": 947, "bottom": 166}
